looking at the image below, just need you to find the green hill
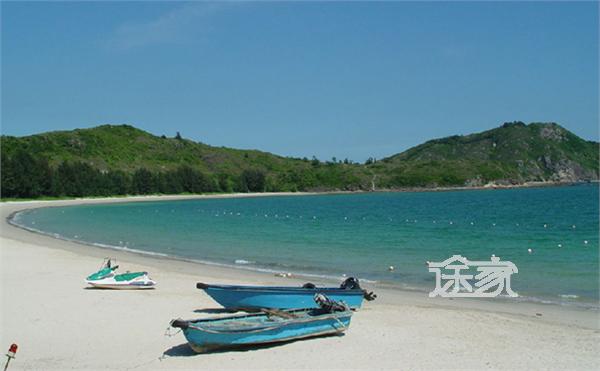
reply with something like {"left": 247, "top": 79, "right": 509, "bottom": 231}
{"left": 372, "top": 121, "right": 599, "bottom": 188}
{"left": 1, "top": 121, "right": 597, "bottom": 198}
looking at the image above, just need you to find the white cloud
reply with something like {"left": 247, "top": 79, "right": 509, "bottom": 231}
{"left": 106, "top": 2, "right": 231, "bottom": 50}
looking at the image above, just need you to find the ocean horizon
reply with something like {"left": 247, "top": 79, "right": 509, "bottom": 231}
{"left": 12, "top": 184, "right": 599, "bottom": 309}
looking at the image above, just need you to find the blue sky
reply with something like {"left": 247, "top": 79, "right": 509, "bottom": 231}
{"left": 2, "top": 1, "right": 598, "bottom": 162}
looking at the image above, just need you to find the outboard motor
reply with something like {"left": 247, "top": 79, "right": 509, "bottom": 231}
{"left": 314, "top": 293, "right": 348, "bottom": 312}
{"left": 340, "top": 277, "right": 377, "bottom": 301}
{"left": 340, "top": 277, "right": 360, "bottom": 290}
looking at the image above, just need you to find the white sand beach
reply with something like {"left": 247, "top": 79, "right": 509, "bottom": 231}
{"left": 0, "top": 195, "right": 598, "bottom": 370}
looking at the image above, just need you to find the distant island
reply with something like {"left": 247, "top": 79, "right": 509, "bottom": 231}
{"left": 1, "top": 121, "right": 598, "bottom": 199}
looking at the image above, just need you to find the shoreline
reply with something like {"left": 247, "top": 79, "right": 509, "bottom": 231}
{"left": 1, "top": 194, "right": 599, "bottom": 369}
{"left": 2, "top": 180, "right": 594, "bottom": 204}
{"left": 8, "top": 201, "right": 600, "bottom": 312}
{"left": 5, "top": 192, "right": 600, "bottom": 312}
{"left": 3, "top": 194, "right": 599, "bottom": 321}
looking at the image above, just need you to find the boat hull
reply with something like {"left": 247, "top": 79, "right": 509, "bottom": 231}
{"left": 175, "top": 309, "right": 352, "bottom": 352}
{"left": 198, "top": 283, "right": 365, "bottom": 309}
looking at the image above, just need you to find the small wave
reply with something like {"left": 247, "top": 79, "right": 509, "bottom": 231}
{"left": 559, "top": 294, "right": 579, "bottom": 299}
{"left": 234, "top": 259, "right": 254, "bottom": 265}
{"left": 90, "top": 242, "right": 169, "bottom": 258}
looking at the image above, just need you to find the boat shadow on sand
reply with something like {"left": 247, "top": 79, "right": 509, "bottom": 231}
{"left": 83, "top": 286, "right": 156, "bottom": 290}
{"left": 162, "top": 332, "right": 346, "bottom": 357}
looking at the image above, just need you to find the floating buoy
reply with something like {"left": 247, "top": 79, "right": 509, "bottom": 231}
{"left": 558, "top": 244, "right": 562, "bottom": 248}
{"left": 527, "top": 248, "right": 533, "bottom": 254}
{"left": 584, "top": 240, "right": 589, "bottom": 245}
{"left": 470, "top": 222, "right": 474, "bottom": 225}
{"left": 449, "top": 221, "right": 453, "bottom": 225}
{"left": 544, "top": 224, "right": 547, "bottom": 228}
{"left": 344, "top": 217, "right": 348, "bottom": 220}
{"left": 572, "top": 225, "right": 576, "bottom": 229}
{"left": 492, "top": 223, "right": 496, "bottom": 226}
{"left": 433, "top": 220, "right": 436, "bottom": 224}
{"left": 388, "top": 265, "right": 395, "bottom": 271}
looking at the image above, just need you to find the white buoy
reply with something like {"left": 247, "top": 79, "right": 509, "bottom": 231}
{"left": 558, "top": 244, "right": 562, "bottom": 248}
{"left": 527, "top": 248, "right": 533, "bottom": 254}
{"left": 584, "top": 240, "right": 589, "bottom": 245}
{"left": 492, "top": 223, "right": 496, "bottom": 226}
{"left": 470, "top": 222, "right": 474, "bottom": 225}
{"left": 572, "top": 225, "right": 576, "bottom": 229}
{"left": 544, "top": 224, "right": 547, "bottom": 228}
{"left": 344, "top": 217, "right": 348, "bottom": 220}
{"left": 449, "top": 221, "right": 453, "bottom": 225}
{"left": 388, "top": 265, "right": 395, "bottom": 271}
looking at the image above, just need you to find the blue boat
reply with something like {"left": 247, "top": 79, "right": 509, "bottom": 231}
{"left": 196, "top": 277, "right": 376, "bottom": 309}
{"left": 171, "top": 294, "right": 353, "bottom": 352}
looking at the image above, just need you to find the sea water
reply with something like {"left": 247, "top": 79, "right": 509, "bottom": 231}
{"left": 12, "top": 184, "right": 599, "bottom": 308}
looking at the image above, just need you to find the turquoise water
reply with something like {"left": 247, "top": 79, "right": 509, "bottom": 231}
{"left": 13, "top": 185, "right": 599, "bottom": 307}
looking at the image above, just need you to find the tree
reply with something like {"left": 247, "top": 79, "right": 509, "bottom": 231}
{"left": 106, "top": 170, "right": 130, "bottom": 195}
{"left": 132, "top": 168, "right": 155, "bottom": 194}
{"left": 177, "top": 165, "right": 210, "bottom": 193}
{"left": 241, "top": 169, "right": 266, "bottom": 192}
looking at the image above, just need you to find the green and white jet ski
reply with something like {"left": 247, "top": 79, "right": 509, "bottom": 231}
{"left": 85, "top": 258, "right": 156, "bottom": 289}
